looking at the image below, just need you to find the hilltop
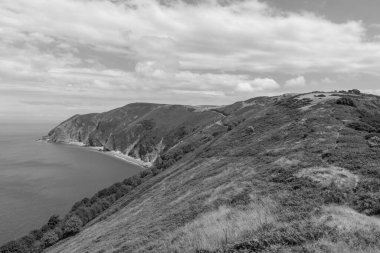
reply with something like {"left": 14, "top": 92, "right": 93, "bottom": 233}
{"left": 2, "top": 90, "right": 380, "bottom": 253}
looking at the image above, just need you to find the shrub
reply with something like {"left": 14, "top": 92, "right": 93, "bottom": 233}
{"left": 0, "top": 241, "right": 28, "bottom": 253}
{"left": 336, "top": 97, "right": 356, "bottom": 107}
{"left": 321, "top": 183, "right": 350, "bottom": 204}
{"left": 41, "top": 231, "right": 59, "bottom": 248}
{"left": 352, "top": 192, "right": 380, "bottom": 216}
{"left": 62, "top": 215, "right": 82, "bottom": 237}
{"left": 140, "top": 119, "right": 155, "bottom": 130}
{"left": 53, "top": 227, "right": 63, "bottom": 239}
{"left": 230, "top": 190, "right": 251, "bottom": 206}
{"left": 357, "top": 109, "right": 380, "bottom": 132}
{"left": 151, "top": 167, "right": 161, "bottom": 176}
{"left": 40, "top": 224, "right": 50, "bottom": 233}
{"left": 18, "top": 235, "right": 35, "bottom": 249}
{"left": 123, "top": 175, "right": 142, "bottom": 187}
{"left": 47, "top": 215, "right": 60, "bottom": 229}
{"left": 139, "top": 169, "right": 151, "bottom": 179}
{"left": 30, "top": 229, "right": 43, "bottom": 241}
{"left": 348, "top": 89, "right": 361, "bottom": 95}
{"left": 347, "top": 122, "right": 375, "bottom": 132}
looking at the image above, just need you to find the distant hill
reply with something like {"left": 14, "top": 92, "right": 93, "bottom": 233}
{"left": 45, "top": 103, "right": 223, "bottom": 166}
{"left": 3, "top": 91, "right": 380, "bottom": 253}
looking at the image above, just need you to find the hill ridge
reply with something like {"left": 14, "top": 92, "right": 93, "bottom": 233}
{"left": 3, "top": 90, "right": 380, "bottom": 253}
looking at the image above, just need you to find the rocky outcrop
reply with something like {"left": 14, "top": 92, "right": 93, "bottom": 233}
{"left": 368, "top": 136, "right": 380, "bottom": 147}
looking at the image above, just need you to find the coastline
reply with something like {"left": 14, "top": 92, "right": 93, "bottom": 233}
{"left": 69, "top": 142, "right": 151, "bottom": 168}
{"left": 96, "top": 149, "right": 151, "bottom": 168}
{"left": 41, "top": 139, "right": 149, "bottom": 169}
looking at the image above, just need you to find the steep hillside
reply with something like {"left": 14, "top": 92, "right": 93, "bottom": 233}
{"left": 3, "top": 91, "right": 380, "bottom": 253}
{"left": 45, "top": 103, "right": 223, "bottom": 165}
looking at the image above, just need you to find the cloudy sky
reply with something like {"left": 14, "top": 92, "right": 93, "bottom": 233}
{"left": 1, "top": 0, "right": 380, "bottom": 123}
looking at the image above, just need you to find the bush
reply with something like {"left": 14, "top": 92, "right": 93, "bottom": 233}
{"left": 230, "top": 190, "right": 251, "bottom": 206}
{"left": 336, "top": 97, "right": 356, "bottom": 107}
{"left": 347, "top": 122, "right": 375, "bottom": 132}
{"left": 139, "top": 169, "right": 151, "bottom": 179}
{"left": 53, "top": 227, "right": 63, "bottom": 239}
{"left": 352, "top": 192, "right": 380, "bottom": 216}
{"left": 62, "top": 215, "right": 82, "bottom": 237}
{"left": 0, "top": 241, "right": 28, "bottom": 253}
{"left": 41, "top": 231, "right": 59, "bottom": 248}
{"left": 18, "top": 235, "right": 35, "bottom": 249}
{"left": 348, "top": 89, "right": 361, "bottom": 95}
{"left": 140, "top": 119, "right": 155, "bottom": 130}
{"left": 357, "top": 110, "right": 380, "bottom": 132}
{"left": 321, "top": 183, "right": 350, "bottom": 204}
{"left": 123, "top": 175, "right": 142, "bottom": 187}
{"left": 30, "top": 229, "right": 43, "bottom": 241}
{"left": 47, "top": 215, "right": 60, "bottom": 229}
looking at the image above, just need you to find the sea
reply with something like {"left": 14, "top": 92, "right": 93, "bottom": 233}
{"left": 0, "top": 123, "right": 142, "bottom": 245}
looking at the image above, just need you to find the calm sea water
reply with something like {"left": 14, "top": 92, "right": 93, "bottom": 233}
{"left": 0, "top": 123, "right": 142, "bottom": 244}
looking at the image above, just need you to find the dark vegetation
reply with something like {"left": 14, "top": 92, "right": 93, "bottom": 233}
{"left": 275, "top": 97, "right": 313, "bottom": 109}
{"left": 336, "top": 97, "right": 356, "bottom": 107}
{"left": 0, "top": 165, "right": 173, "bottom": 253}
{"left": 347, "top": 108, "right": 380, "bottom": 133}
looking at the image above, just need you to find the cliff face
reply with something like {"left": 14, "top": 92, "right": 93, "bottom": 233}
{"left": 46, "top": 103, "right": 224, "bottom": 165}
{"left": 31, "top": 92, "right": 380, "bottom": 252}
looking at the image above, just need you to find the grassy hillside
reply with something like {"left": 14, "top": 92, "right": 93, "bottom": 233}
{"left": 3, "top": 90, "right": 380, "bottom": 253}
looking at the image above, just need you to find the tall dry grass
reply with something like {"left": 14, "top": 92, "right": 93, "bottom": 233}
{"left": 305, "top": 205, "right": 380, "bottom": 253}
{"left": 162, "top": 198, "right": 276, "bottom": 252}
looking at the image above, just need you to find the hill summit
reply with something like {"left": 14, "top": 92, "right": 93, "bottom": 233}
{"left": 3, "top": 90, "right": 380, "bottom": 253}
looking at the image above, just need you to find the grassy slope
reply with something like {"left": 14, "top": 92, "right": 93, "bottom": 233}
{"left": 47, "top": 92, "right": 380, "bottom": 253}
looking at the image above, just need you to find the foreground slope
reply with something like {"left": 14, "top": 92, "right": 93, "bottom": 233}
{"left": 45, "top": 91, "right": 380, "bottom": 253}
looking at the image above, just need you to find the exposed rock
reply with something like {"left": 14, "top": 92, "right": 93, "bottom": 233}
{"left": 273, "top": 157, "right": 301, "bottom": 168}
{"left": 368, "top": 136, "right": 380, "bottom": 147}
{"left": 245, "top": 126, "right": 255, "bottom": 134}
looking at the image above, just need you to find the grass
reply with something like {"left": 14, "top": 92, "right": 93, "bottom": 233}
{"left": 162, "top": 199, "right": 276, "bottom": 252}
{"left": 296, "top": 166, "right": 359, "bottom": 189}
{"left": 27, "top": 91, "right": 380, "bottom": 253}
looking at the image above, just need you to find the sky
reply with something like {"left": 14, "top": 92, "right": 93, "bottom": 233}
{"left": 1, "top": 0, "right": 380, "bottom": 123}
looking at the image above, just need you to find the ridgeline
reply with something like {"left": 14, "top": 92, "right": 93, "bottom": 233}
{"left": 2, "top": 90, "right": 380, "bottom": 253}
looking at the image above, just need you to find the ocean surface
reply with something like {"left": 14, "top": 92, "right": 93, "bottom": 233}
{"left": 0, "top": 123, "right": 142, "bottom": 244}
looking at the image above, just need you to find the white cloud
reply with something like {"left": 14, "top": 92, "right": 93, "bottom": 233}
{"left": 1, "top": 0, "right": 380, "bottom": 121}
{"left": 321, "top": 77, "right": 334, "bottom": 84}
{"left": 2, "top": 0, "right": 380, "bottom": 76}
{"left": 236, "top": 78, "right": 279, "bottom": 92}
{"left": 284, "top": 76, "right": 306, "bottom": 87}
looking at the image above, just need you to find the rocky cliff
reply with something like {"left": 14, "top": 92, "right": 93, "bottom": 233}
{"left": 46, "top": 103, "right": 224, "bottom": 165}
